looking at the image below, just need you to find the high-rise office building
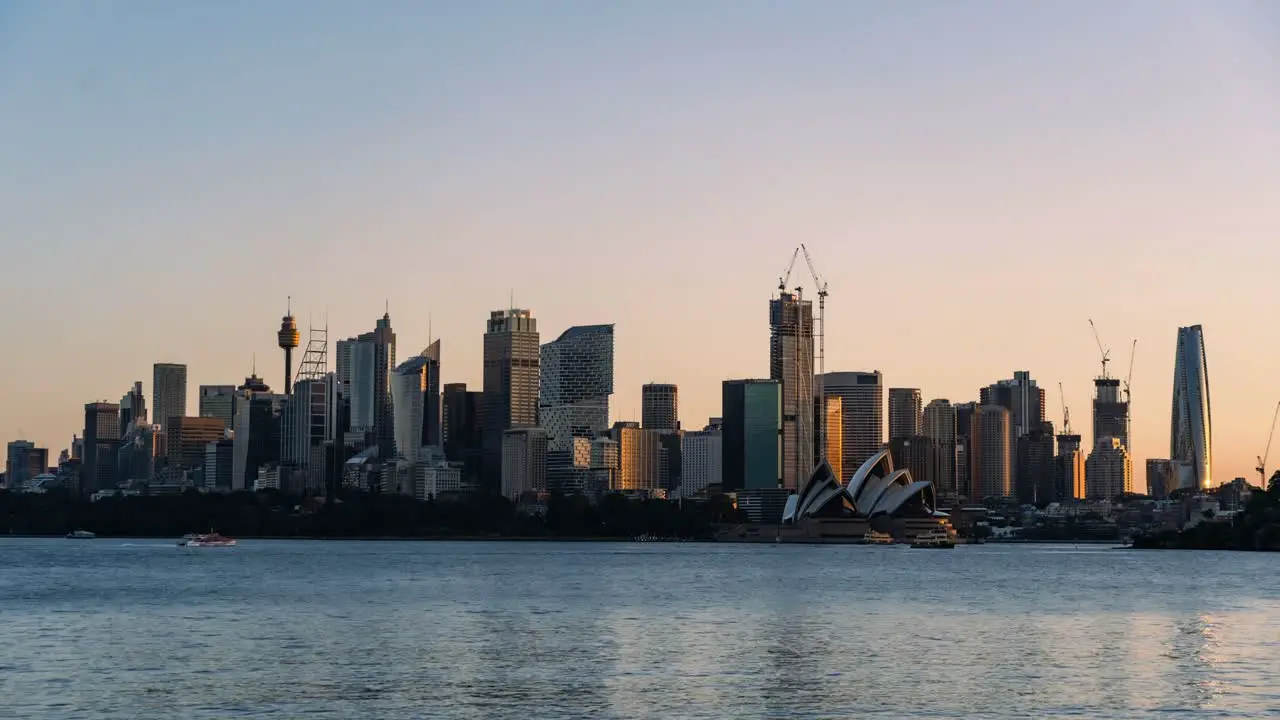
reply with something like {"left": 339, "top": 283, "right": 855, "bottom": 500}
{"left": 980, "top": 371, "right": 1045, "bottom": 437}
{"left": 1055, "top": 432, "right": 1085, "bottom": 500}
{"left": 971, "top": 404, "right": 1011, "bottom": 500}
{"left": 813, "top": 395, "right": 843, "bottom": 482}
{"left": 610, "top": 421, "right": 663, "bottom": 492}
{"left": 199, "top": 385, "right": 238, "bottom": 429}
{"left": 889, "top": 435, "right": 935, "bottom": 489}
{"left": 1086, "top": 437, "right": 1132, "bottom": 498}
{"left": 442, "top": 383, "right": 484, "bottom": 484}
{"left": 6, "top": 441, "right": 47, "bottom": 490}
{"left": 1092, "top": 378, "right": 1128, "bottom": 453}
{"left": 340, "top": 314, "right": 397, "bottom": 458}
{"left": 231, "top": 374, "right": 285, "bottom": 490}
{"left": 152, "top": 363, "right": 187, "bottom": 431}
{"left": 641, "top": 383, "right": 679, "bottom": 431}
{"left": 1016, "top": 423, "right": 1056, "bottom": 504}
{"left": 680, "top": 427, "right": 722, "bottom": 496}
{"left": 923, "top": 399, "right": 957, "bottom": 500}
{"left": 954, "top": 401, "right": 977, "bottom": 499}
{"left": 166, "top": 416, "right": 226, "bottom": 471}
{"left": 501, "top": 427, "right": 548, "bottom": 500}
{"left": 1146, "top": 458, "right": 1175, "bottom": 500}
{"left": 721, "top": 379, "right": 782, "bottom": 491}
{"left": 770, "top": 292, "right": 814, "bottom": 490}
{"left": 119, "top": 381, "right": 147, "bottom": 431}
{"left": 540, "top": 325, "right": 614, "bottom": 450}
{"left": 818, "top": 371, "right": 882, "bottom": 482}
{"left": 281, "top": 374, "right": 338, "bottom": 495}
{"left": 82, "top": 402, "right": 121, "bottom": 492}
{"left": 1170, "top": 324, "right": 1213, "bottom": 491}
{"left": 888, "top": 388, "right": 923, "bottom": 441}
{"left": 391, "top": 341, "right": 442, "bottom": 460}
{"left": 482, "top": 308, "right": 539, "bottom": 493}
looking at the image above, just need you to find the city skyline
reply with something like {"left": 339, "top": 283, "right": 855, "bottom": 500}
{"left": 3, "top": 2, "right": 1279, "bottom": 484}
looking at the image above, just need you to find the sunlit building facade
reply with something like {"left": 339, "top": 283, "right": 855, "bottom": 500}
{"left": 1170, "top": 324, "right": 1213, "bottom": 491}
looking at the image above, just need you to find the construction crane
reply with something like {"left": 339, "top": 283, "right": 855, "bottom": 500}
{"left": 1123, "top": 339, "right": 1137, "bottom": 404}
{"left": 778, "top": 247, "right": 800, "bottom": 294}
{"left": 1088, "top": 318, "right": 1111, "bottom": 379}
{"left": 800, "top": 244, "right": 829, "bottom": 461}
{"left": 1058, "top": 382, "right": 1071, "bottom": 435}
{"left": 1257, "top": 401, "right": 1280, "bottom": 487}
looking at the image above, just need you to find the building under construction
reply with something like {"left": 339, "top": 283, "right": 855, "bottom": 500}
{"left": 770, "top": 289, "right": 813, "bottom": 491}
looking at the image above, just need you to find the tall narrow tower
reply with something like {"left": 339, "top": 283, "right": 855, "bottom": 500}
{"left": 277, "top": 298, "right": 300, "bottom": 397}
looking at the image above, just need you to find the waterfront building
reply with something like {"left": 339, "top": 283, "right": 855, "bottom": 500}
{"left": 971, "top": 404, "right": 1011, "bottom": 500}
{"left": 1086, "top": 437, "right": 1132, "bottom": 498}
{"left": 680, "top": 428, "right": 722, "bottom": 496}
{"left": 501, "top": 427, "right": 548, "bottom": 500}
{"left": 923, "top": 399, "right": 957, "bottom": 501}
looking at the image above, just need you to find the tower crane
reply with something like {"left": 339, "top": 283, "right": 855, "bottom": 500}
{"left": 800, "top": 244, "right": 829, "bottom": 460}
{"left": 778, "top": 247, "right": 800, "bottom": 294}
{"left": 1257, "top": 401, "right": 1280, "bottom": 487}
{"left": 1058, "top": 382, "right": 1071, "bottom": 435}
{"left": 1088, "top": 318, "right": 1110, "bottom": 379}
{"left": 1123, "top": 339, "right": 1137, "bottom": 404}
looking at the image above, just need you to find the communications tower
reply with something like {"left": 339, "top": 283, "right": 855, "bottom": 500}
{"left": 277, "top": 297, "right": 300, "bottom": 396}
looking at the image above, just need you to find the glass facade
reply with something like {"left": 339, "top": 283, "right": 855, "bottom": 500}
{"left": 722, "top": 379, "right": 781, "bottom": 491}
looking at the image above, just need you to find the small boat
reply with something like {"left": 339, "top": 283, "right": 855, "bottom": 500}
{"left": 178, "top": 532, "right": 237, "bottom": 548}
{"left": 863, "top": 530, "right": 895, "bottom": 545}
{"left": 910, "top": 528, "right": 956, "bottom": 549}
{"left": 65, "top": 530, "right": 96, "bottom": 539}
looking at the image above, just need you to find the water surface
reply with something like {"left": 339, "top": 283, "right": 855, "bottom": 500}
{"left": 2, "top": 539, "right": 1277, "bottom": 718}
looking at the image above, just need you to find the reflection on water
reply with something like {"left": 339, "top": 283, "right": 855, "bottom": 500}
{"left": 1, "top": 540, "right": 1278, "bottom": 719}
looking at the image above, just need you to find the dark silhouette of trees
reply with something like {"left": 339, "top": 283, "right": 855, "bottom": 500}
{"left": 0, "top": 488, "right": 737, "bottom": 540}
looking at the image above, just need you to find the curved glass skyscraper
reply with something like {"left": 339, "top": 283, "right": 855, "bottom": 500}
{"left": 1170, "top": 325, "right": 1213, "bottom": 490}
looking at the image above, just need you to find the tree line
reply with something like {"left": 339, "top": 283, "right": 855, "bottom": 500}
{"left": 0, "top": 488, "right": 744, "bottom": 540}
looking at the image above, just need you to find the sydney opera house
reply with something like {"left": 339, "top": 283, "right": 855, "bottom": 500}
{"left": 778, "top": 449, "right": 953, "bottom": 542}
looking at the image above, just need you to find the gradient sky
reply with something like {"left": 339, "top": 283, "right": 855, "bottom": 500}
{"left": 2, "top": 1, "right": 1278, "bottom": 486}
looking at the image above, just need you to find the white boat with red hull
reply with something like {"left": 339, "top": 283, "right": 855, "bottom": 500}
{"left": 178, "top": 532, "right": 237, "bottom": 548}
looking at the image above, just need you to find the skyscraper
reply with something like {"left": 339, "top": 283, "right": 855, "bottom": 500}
{"left": 1092, "top": 378, "right": 1128, "bottom": 451}
{"left": 1170, "top": 324, "right": 1213, "bottom": 491}
{"left": 341, "top": 314, "right": 397, "bottom": 458}
{"left": 442, "top": 383, "right": 484, "bottom": 484}
{"left": 1016, "top": 422, "right": 1056, "bottom": 504}
{"left": 6, "top": 441, "right": 47, "bottom": 490}
{"left": 199, "top": 385, "right": 237, "bottom": 429}
{"left": 1055, "top": 432, "right": 1085, "bottom": 500}
{"left": 501, "top": 427, "right": 548, "bottom": 500}
{"left": 971, "top": 404, "right": 1011, "bottom": 500}
{"left": 980, "top": 371, "right": 1045, "bottom": 437}
{"left": 680, "top": 427, "right": 722, "bottom": 496}
{"left": 609, "top": 421, "right": 664, "bottom": 492}
{"left": 923, "top": 399, "right": 957, "bottom": 500}
{"left": 1086, "top": 437, "right": 1132, "bottom": 498}
{"left": 641, "top": 383, "right": 679, "bottom": 431}
{"left": 813, "top": 395, "right": 843, "bottom": 482}
{"left": 540, "top": 325, "right": 614, "bottom": 450}
{"left": 82, "top": 402, "right": 121, "bottom": 492}
{"left": 888, "top": 388, "right": 923, "bottom": 441}
{"left": 818, "top": 371, "right": 883, "bottom": 482}
{"left": 954, "top": 401, "right": 977, "bottom": 499}
{"left": 483, "top": 308, "right": 539, "bottom": 493}
{"left": 119, "top": 381, "right": 147, "bottom": 431}
{"left": 281, "top": 374, "right": 338, "bottom": 494}
{"left": 721, "top": 379, "right": 782, "bottom": 491}
{"left": 770, "top": 292, "right": 814, "bottom": 490}
{"left": 152, "top": 363, "right": 187, "bottom": 431}
{"left": 166, "top": 416, "right": 226, "bottom": 471}
{"left": 231, "top": 374, "right": 285, "bottom": 490}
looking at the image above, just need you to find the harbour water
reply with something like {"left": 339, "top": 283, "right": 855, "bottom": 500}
{"left": 1, "top": 539, "right": 1277, "bottom": 718}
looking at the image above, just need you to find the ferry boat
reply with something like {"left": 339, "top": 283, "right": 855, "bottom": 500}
{"left": 65, "top": 530, "right": 96, "bottom": 539}
{"left": 178, "top": 532, "right": 237, "bottom": 548}
{"left": 863, "top": 530, "right": 895, "bottom": 545}
{"left": 910, "top": 528, "right": 955, "bottom": 549}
